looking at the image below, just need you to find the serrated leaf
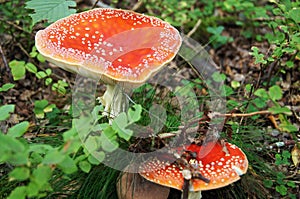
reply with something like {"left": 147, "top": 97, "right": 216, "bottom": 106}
{"left": 279, "top": 123, "right": 298, "bottom": 132}
{"left": 9, "top": 167, "right": 30, "bottom": 181}
{"left": 254, "top": 88, "right": 268, "bottom": 99}
{"left": 289, "top": 8, "right": 300, "bottom": 23}
{"left": 0, "top": 104, "right": 15, "bottom": 121}
{"left": 269, "top": 85, "right": 282, "bottom": 101}
{"left": 263, "top": 179, "right": 273, "bottom": 188}
{"left": 26, "top": 0, "right": 77, "bottom": 25}
{"left": 251, "top": 97, "right": 266, "bottom": 108}
{"left": 268, "top": 106, "right": 292, "bottom": 115}
{"left": 7, "top": 121, "right": 30, "bottom": 138}
{"left": 276, "top": 185, "right": 287, "bottom": 196}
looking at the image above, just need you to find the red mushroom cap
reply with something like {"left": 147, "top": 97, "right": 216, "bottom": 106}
{"left": 139, "top": 141, "right": 248, "bottom": 191}
{"left": 35, "top": 8, "right": 182, "bottom": 86}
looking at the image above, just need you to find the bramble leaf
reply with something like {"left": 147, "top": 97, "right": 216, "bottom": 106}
{"left": 26, "top": 0, "right": 77, "bottom": 25}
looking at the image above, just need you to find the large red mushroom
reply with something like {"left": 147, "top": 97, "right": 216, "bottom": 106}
{"left": 139, "top": 141, "right": 248, "bottom": 198}
{"left": 35, "top": 8, "right": 182, "bottom": 117}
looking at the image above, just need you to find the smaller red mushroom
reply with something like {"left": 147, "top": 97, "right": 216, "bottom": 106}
{"left": 139, "top": 141, "right": 248, "bottom": 198}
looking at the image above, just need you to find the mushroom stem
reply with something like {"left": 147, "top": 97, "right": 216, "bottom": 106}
{"left": 101, "top": 84, "right": 129, "bottom": 119}
{"left": 185, "top": 191, "right": 202, "bottom": 199}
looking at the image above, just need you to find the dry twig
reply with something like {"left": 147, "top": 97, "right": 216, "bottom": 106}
{"left": 0, "top": 44, "right": 13, "bottom": 81}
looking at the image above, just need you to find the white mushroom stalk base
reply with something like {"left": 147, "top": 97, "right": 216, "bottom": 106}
{"left": 100, "top": 84, "right": 129, "bottom": 120}
{"left": 182, "top": 169, "right": 202, "bottom": 199}
{"left": 185, "top": 191, "right": 202, "bottom": 199}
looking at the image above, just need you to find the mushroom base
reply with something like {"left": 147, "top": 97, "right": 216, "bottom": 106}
{"left": 184, "top": 191, "right": 202, "bottom": 199}
{"left": 117, "top": 172, "right": 170, "bottom": 199}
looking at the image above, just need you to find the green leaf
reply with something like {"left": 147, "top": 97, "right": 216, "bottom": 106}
{"left": 37, "top": 53, "right": 46, "bottom": 63}
{"left": 29, "top": 144, "right": 53, "bottom": 153}
{"left": 279, "top": 123, "right": 298, "bottom": 132}
{"left": 282, "top": 150, "right": 291, "bottom": 158}
{"left": 9, "top": 167, "right": 30, "bottom": 181}
{"left": 231, "top": 80, "right": 240, "bottom": 89}
{"left": 263, "top": 179, "right": 273, "bottom": 188}
{"left": 0, "top": 134, "right": 29, "bottom": 165}
{"left": 34, "top": 99, "right": 48, "bottom": 118}
{"left": 9, "top": 60, "right": 26, "bottom": 80}
{"left": 25, "top": 62, "right": 37, "bottom": 73}
{"left": 0, "top": 134, "right": 24, "bottom": 151}
{"left": 289, "top": 8, "right": 300, "bottom": 23}
{"left": 7, "top": 121, "right": 30, "bottom": 138}
{"left": 45, "top": 68, "right": 52, "bottom": 76}
{"left": 101, "top": 127, "right": 119, "bottom": 152}
{"left": 212, "top": 72, "right": 226, "bottom": 82}
{"left": 36, "top": 71, "right": 47, "bottom": 79}
{"left": 254, "top": 88, "right": 268, "bottom": 99}
{"left": 63, "top": 127, "right": 78, "bottom": 141}
{"left": 79, "top": 160, "right": 91, "bottom": 173}
{"left": 251, "top": 98, "right": 267, "bottom": 108}
{"left": 26, "top": 181, "right": 39, "bottom": 197}
{"left": 112, "top": 113, "right": 133, "bottom": 141}
{"left": 268, "top": 106, "right": 292, "bottom": 115}
{"left": 45, "top": 77, "right": 53, "bottom": 86}
{"left": 276, "top": 185, "right": 287, "bottom": 196}
{"left": 113, "top": 112, "right": 128, "bottom": 128}
{"left": 42, "top": 150, "right": 65, "bottom": 164}
{"left": 84, "top": 136, "right": 99, "bottom": 152}
{"left": 32, "top": 165, "right": 52, "bottom": 185}
{"left": 26, "top": 0, "right": 77, "bottom": 25}
{"left": 128, "top": 104, "right": 142, "bottom": 123}
{"left": 0, "top": 83, "right": 15, "bottom": 92}
{"left": 287, "top": 181, "right": 296, "bottom": 188}
{"left": 57, "top": 156, "right": 77, "bottom": 174}
{"left": 269, "top": 85, "right": 282, "bottom": 101}
{"left": 88, "top": 151, "right": 105, "bottom": 165}
{"left": 0, "top": 104, "right": 15, "bottom": 121}
{"left": 8, "top": 186, "right": 26, "bottom": 199}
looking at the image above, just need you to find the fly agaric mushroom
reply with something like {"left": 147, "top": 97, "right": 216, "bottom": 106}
{"left": 139, "top": 141, "right": 248, "bottom": 199}
{"left": 35, "top": 8, "right": 182, "bottom": 117}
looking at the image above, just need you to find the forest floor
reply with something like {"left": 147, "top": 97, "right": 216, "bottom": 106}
{"left": 0, "top": 0, "right": 299, "bottom": 199}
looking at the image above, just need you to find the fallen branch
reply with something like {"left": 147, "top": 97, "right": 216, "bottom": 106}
{"left": 215, "top": 110, "right": 271, "bottom": 117}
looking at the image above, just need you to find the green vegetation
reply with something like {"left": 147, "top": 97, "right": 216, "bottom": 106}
{"left": 0, "top": 0, "right": 299, "bottom": 198}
